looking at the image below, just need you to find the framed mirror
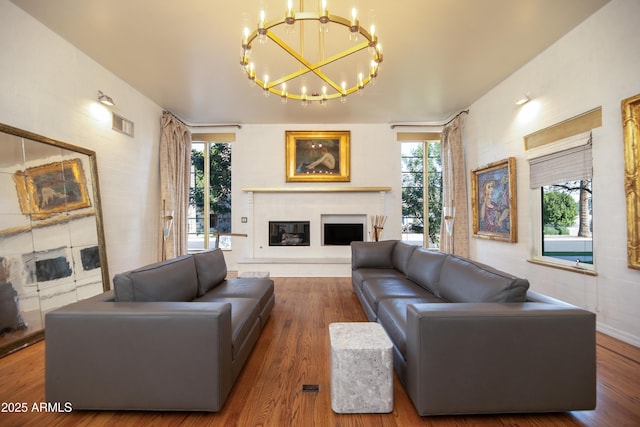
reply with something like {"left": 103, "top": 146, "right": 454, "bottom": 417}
{"left": 0, "top": 123, "right": 110, "bottom": 357}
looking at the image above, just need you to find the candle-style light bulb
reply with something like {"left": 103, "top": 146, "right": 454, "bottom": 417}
{"left": 375, "top": 43, "right": 383, "bottom": 63}
{"left": 286, "top": 0, "right": 295, "bottom": 25}
{"left": 320, "top": 0, "right": 329, "bottom": 29}
{"left": 258, "top": 10, "right": 267, "bottom": 44}
{"left": 369, "top": 24, "right": 378, "bottom": 49}
{"left": 370, "top": 60, "right": 378, "bottom": 78}
{"left": 350, "top": 7, "right": 359, "bottom": 40}
{"left": 242, "top": 27, "right": 250, "bottom": 49}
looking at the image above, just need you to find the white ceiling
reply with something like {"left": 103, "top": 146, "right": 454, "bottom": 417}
{"left": 11, "top": 0, "right": 610, "bottom": 125}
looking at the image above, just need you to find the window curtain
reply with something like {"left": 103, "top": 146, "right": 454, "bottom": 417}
{"left": 440, "top": 115, "right": 470, "bottom": 257}
{"left": 159, "top": 112, "right": 192, "bottom": 260}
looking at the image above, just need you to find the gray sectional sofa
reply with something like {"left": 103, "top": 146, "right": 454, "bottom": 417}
{"left": 45, "top": 248, "right": 274, "bottom": 412}
{"left": 351, "top": 240, "right": 596, "bottom": 416}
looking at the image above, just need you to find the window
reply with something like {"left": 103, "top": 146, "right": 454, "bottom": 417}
{"left": 401, "top": 140, "right": 442, "bottom": 248}
{"left": 188, "top": 141, "right": 232, "bottom": 252}
{"left": 541, "top": 180, "right": 592, "bottom": 264}
{"left": 528, "top": 132, "right": 594, "bottom": 270}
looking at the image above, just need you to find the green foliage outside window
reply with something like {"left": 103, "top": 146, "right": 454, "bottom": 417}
{"left": 542, "top": 190, "right": 577, "bottom": 235}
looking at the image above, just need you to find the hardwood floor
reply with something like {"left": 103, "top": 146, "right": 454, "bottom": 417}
{"left": 1, "top": 277, "right": 639, "bottom": 426}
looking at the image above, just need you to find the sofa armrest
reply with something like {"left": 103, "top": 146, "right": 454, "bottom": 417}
{"left": 45, "top": 300, "right": 233, "bottom": 411}
{"left": 406, "top": 302, "right": 596, "bottom": 415}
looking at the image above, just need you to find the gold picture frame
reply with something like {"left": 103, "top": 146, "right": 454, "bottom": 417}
{"left": 471, "top": 157, "right": 517, "bottom": 242}
{"left": 622, "top": 93, "right": 640, "bottom": 270}
{"left": 13, "top": 158, "right": 91, "bottom": 220}
{"left": 285, "top": 130, "right": 350, "bottom": 182}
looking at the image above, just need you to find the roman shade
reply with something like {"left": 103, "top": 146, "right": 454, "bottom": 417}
{"left": 527, "top": 131, "right": 592, "bottom": 189}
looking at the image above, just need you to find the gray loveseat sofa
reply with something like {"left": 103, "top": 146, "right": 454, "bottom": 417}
{"left": 45, "top": 248, "right": 274, "bottom": 412}
{"left": 351, "top": 240, "right": 596, "bottom": 416}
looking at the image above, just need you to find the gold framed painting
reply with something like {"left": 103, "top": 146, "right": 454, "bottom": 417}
{"left": 471, "top": 157, "right": 517, "bottom": 242}
{"left": 285, "top": 130, "right": 350, "bottom": 182}
{"left": 622, "top": 93, "right": 640, "bottom": 270}
{"left": 13, "top": 158, "right": 91, "bottom": 220}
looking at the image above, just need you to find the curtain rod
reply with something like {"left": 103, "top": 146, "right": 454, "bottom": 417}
{"left": 163, "top": 111, "right": 242, "bottom": 129}
{"left": 390, "top": 109, "right": 469, "bottom": 130}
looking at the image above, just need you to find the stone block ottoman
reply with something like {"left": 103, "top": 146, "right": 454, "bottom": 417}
{"left": 329, "top": 322, "right": 393, "bottom": 413}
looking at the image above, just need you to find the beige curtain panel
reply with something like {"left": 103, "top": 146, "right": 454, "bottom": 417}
{"left": 440, "top": 115, "right": 470, "bottom": 257}
{"left": 159, "top": 112, "right": 192, "bottom": 260}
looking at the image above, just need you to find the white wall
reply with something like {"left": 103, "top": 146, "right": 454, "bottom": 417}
{"left": 226, "top": 124, "right": 402, "bottom": 275}
{"left": 464, "top": 0, "right": 640, "bottom": 346}
{"left": 0, "top": 0, "right": 163, "bottom": 287}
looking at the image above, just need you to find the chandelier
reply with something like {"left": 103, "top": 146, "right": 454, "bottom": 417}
{"left": 240, "top": 0, "right": 383, "bottom": 105}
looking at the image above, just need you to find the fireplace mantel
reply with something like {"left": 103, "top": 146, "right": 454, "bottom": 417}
{"left": 242, "top": 186, "right": 391, "bottom": 193}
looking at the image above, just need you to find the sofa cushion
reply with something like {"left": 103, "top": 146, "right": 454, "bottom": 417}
{"left": 392, "top": 242, "right": 418, "bottom": 275}
{"left": 362, "top": 278, "right": 433, "bottom": 315}
{"left": 353, "top": 268, "right": 406, "bottom": 290}
{"left": 438, "top": 255, "right": 530, "bottom": 303}
{"left": 193, "top": 248, "right": 228, "bottom": 297}
{"left": 202, "top": 278, "right": 274, "bottom": 313}
{"left": 113, "top": 255, "right": 198, "bottom": 302}
{"left": 378, "top": 297, "right": 444, "bottom": 357}
{"left": 405, "top": 249, "right": 449, "bottom": 295}
{"left": 351, "top": 240, "right": 397, "bottom": 269}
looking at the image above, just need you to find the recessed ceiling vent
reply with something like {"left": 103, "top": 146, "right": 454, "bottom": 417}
{"left": 112, "top": 113, "right": 134, "bottom": 137}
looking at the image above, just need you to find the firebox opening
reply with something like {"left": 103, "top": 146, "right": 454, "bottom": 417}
{"left": 323, "top": 223, "right": 364, "bottom": 246}
{"left": 269, "top": 221, "right": 310, "bottom": 246}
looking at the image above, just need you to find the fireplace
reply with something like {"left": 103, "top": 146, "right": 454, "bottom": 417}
{"left": 323, "top": 223, "right": 364, "bottom": 246}
{"left": 269, "top": 221, "right": 310, "bottom": 246}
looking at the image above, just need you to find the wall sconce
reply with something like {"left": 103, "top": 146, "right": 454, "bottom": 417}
{"left": 98, "top": 90, "right": 115, "bottom": 106}
{"left": 515, "top": 95, "right": 530, "bottom": 106}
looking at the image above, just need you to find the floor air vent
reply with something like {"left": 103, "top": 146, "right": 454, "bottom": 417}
{"left": 302, "top": 384, "right": 319, "bottom": 392}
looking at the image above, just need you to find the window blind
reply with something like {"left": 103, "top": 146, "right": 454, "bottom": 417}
{"left": 528, "top": 132, "right": 592, "bottom": 189}
{"left": 191, "top": 132, "right": 236, "bottom": 142}
{"left": 396, "top": 132, "right": 441, "bottom": 142}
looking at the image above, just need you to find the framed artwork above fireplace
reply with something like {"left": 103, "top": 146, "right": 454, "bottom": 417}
{"left": 285, "top": 131, "right": 350, "bottom": 182}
